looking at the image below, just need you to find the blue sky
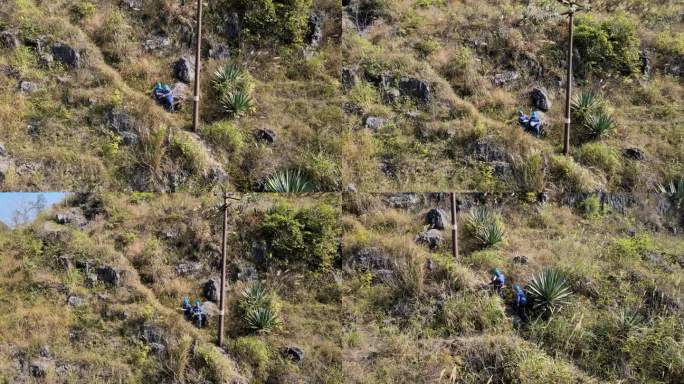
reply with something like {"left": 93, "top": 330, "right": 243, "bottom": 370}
{"left": 0, "top": 192, "right": 69, "bottom": 227}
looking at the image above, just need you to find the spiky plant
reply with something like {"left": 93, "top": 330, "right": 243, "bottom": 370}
{"left": 240, "top": 282, "right": 271, "bottom": 311}
{"left": 656, "top": 178, "right": 684, "bottom": 209}
{"left": 527, "top": 269, "right": 572, "bottom": 317}
{"left": 212, "top": 63, "right": 243, "bottom": 95}
{"left": 244, "top": 307, "right": 280, "bottom": 334}
{"left": 221, "top": 90, "right": 254, "bottom": 118}
{"left": 571, "top": 90, "right": 601, "bottom": 125}
{"left": 466, "top": 207, "right": 505, "bottom": 248}
{"left": 264, "top": 169, "right": 314, "bottom": 193}
{"left": 585, "top": 111, "right": 615, "bottom": 138}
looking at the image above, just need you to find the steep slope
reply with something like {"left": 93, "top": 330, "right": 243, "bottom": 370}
{"left": 341, "top": 0, "right": 683, "bottom": 192}
{"left": 0, "top": 0, "right": 342, "bottom": 192}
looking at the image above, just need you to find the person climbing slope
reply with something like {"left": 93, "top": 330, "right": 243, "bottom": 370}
{"left": 181, "top": 297, "right": 192, "bottom": 321}
{"left": 490, "top": 268, "right": 506, "bottom": 296}
{"left": 518, "top": 109, "right": 542, "bottom": 137}
{"left": 513, "top": 284, "right": 528, "bottom": 320}
{"left": 191, "top": 300, "right": 206, "bottom": 328}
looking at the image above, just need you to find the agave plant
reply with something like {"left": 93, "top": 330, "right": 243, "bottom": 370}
{"left": 585, "top": 111, "right": 615, "bottom": 138}
{"left": 571, "top": 90, "right": 601, "bottom": 125}
{"left": 244, "top": 307, "right": 280, "bottom": 333}
{"left": 527, "top": 269, "right": 572, "bottom": 317}
{"left": 221, "top": 90, "right": 254, "bottom": 118}
{"left": 212, "top": 64, "right": 243, "bottom": 95}
{"left": 466, "top": 207, "right": 505, "bottom": 248}
{"left": 264, "top": 169, "right": 314, "bottom": 193}
{"left": 240, "top": 282, "right": 271, "bottom": 311}
{"left": 656, "top": 178, "right": 684, "bottom": 209}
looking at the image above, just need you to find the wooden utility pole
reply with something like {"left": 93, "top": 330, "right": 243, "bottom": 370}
{"left": 218, "top": 192, "right": 228, "bottom": 347}
{"left": 559, "top": 0, "right": 587, "bottom": 156}
{"left": 192, "top": 0, "right": 203, "bottom": 132}
{"left": 450, "top": 192, "right": 459, "bottom": 259}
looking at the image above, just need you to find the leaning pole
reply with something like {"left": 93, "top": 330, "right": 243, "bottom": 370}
{"left": 450, "top": 193, "right": 459, "bottom": 259}
{"left": 192, "top": 0, "right": 203, "bottom": 132}
{"left": 218, "top": 192, "right": 228, "bottom": 347}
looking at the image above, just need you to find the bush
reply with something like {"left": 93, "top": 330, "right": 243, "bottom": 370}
{"left": 577, "top": 195, "right": 602, "bottom": 218}
{"left": 257, "top": 202, "right": 339, "bottom": 269}
{"left": 201, "top": 121, "right": 244, "bottom": 154}
{"left": 527, "top": 269, "right": 572, "bottom": 318}
{"left": 465, "top": 208, "right": 505, "bottom": 248}
{"left": 573, "top": 14, "right": 641, "bottom": 77}
{"left": 575, "top": 142, "right": 620, "bottom": 178}
{"left": 170, "top": 133, "right": 209, "bottom": 174}
{"left": 221, "top": 90, "right": 255, "bottom": 118}
{"left": 622, "top": 316, "right": 684, "bottom": 383}
{"left": 550, "top": 155, "right": 599, "bottom": 193}
{"left": 213, "top": 64, "right": 256, "bottom": 119}
{"left": 230, "top": 0, "right": 313, "bottom": 45}
{"left": 571, "top": 91, "right": 616, "bottom": 142}
{"left": 232, "top": 337, "right": 271, "bottom": 379}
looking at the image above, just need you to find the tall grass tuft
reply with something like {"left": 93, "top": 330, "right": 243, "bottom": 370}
{"left": 239, "top": 282, "right": 281, "bottom": 334}
{"left": 527, "top": 269, "right": 572, "bottom": 317}
{"left": 221, "top": 90, "right": 255, "bottom": 118}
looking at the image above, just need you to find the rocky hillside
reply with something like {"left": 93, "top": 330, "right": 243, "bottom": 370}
{"left": 341, "top": 192, "right": 683, "bottom": 382}
{"left": 0, "top": 0, "right": 341, "bottom": 192}
{"left": 341, "top": 0, "right": 683, "bottom": 193}
{"left": 1, "top": 191, "right": 682, "bottom": 383}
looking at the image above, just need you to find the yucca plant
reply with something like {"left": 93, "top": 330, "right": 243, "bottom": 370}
{"left": 240, "top": 282, "right": 271, "bottom": 311}
{"left": 466, "top": 207, "right": 505, "bottom": 248}
{"left": 212, "top": 63, "right": 243, "bottom": 95}
{"left": 571, "top": 90, "right": 601, "bottom": 126}
{"left": 527, "top": 269, "right": 572, "bottom": 318}
{"left": 244, "top": 307, "right": 280, "bottom": 334}
{"left": 264, "top": 169, "right": 314, "bottom": 193}
{"left": 656, "top": 178, "right": 684, "bottom": 209}
{"left": 585, "top": 111, "right": 615, "bottom": 138}
{"left": 221, "top": 90, "right": 254, "bottom": 118}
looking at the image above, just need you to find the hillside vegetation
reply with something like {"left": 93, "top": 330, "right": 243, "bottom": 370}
{"left": 342, "top": 0, "right": 683, "bottom": 193}
{"left": 0, "top": 0, "right": 342, "bottom": 192}
{"left": 1, "top": 191, "right": 683, "bottom": 383}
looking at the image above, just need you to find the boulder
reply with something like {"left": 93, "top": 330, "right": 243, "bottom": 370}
{"left": 235, "top": 262, "right": 258, "bottom": 282}
{"left": 468, "top": 136, "right": 507, "bottom": 163}
{"left": 106, "top": 108, "right": 137, "bottom": 133}
{"left": 415, "top": 229, "right": 443, "bottom": 249}
{"left": 492, "top": 71, "right": 519, "bottom": 86}
{"left": 398, "top": 77, "right": 430, "bottom": 103}
{"left": 175, "top": 261, "right": 202, "bottom": 276}
{"left": 140, "top": 323, "right": 166, "bottom": 345}
{"left": 305, "top": 12, "right": 323, "bottom": 51}
{"left": 122, "top": 0, "right": 143, "bottom": 11}
{"left": 51, "top": 43, "right": 80, "bottom": 68}
{"left": 512, "top": 255, "right": 528, "bottom": 264}
{"left": 384, "top": 193, "right": 420, "bottom": 209}
{"left": 19, "top": 81, "right": 38, "bottom": 93}
{"left": 225, "top": 12, "right": 240, "bottom": 41}
{"left": 173, "top": 57, "right": 195, "bottom": 84}
{"left": 170, "top": 82, "right": 190, "bottom": 102}
{"left": 348, "top": 247, "right": 392, "bottom": 271}
{"left": 341, "top": 67, "right": 357, "bottom": 89}
{"left": 142, "top": 35, "right": 171, "bottom": 51}
{"left": 25, "top": 36, "right": 48, "bottom": 53}
{"left": 623, "top": 147, "right": 645, "bottom": 161}
{"left": 530, "top": 87, "right": 551, "bottom": 112}
{"left": 346, "top": 183, "right": 357, "bottom": 193}
{"left": 205, "top": 41, "right": 231, "bottom": 60}
{"left": 96, "top": 266, "right": 122, "bottom": 287}
{"left": 67, "top": 295, "right": 84, "bottom": 307}
{"left": 0, "top": 30, "right": 19, "bottom": 50}
{"left": 29, "top": 359, "right": 52, "bottom": 378}
{"left": 148, "top": 342, "right": 166, "bottom": 357}
{"left": 254, "top": 128, "right": 276, "bottom": 145}
{"left": 39, "top": 345, "right": 51, "bottom": 358}
{"left": 425, "top": 208, "right": 448, "bottom": 230}
{"left": 202, "top": 278, "right": 220, "bottom": 302}
{"left": 282, "top": 346, "right": 304, "bottom": 362}
{"left": 54, "top": 208, "right": 87, "bottom": 227}
{"left": 251, "top": 240, "right": 268, "bottom": 264}
{"left": 383, "top": 87, "right": 401, "bottom": 104}
{"left": 38, "top": 52, "right": 54, "bottom": 68}
{"left": 120, "top": 131, "right": 139, "bottom": 146}
{"left": 364, "top": 116, "right": 387, "bottom": 131}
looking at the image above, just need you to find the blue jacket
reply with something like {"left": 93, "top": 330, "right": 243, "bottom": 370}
{"left": 515, "top": 287, "right": 527, "bottom": 306}
{"left": 493, "top": 271, "right": 505, "bottom": 285}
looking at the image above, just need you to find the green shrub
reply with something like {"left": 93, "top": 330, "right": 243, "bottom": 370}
{"left": 441, "top": 292, "right": 507, "bottom": 335}
{"left": 465, "top": 208, "right": 505, "bottom": 248}
{"left": 264, "top": 169, "right": 314, "bottom": 193}
{"left": 550, "top": 155, "right": 599, "bottom": 193}
{"left": 170, "top": 134, "right": 208, "bottom": 174}
{"left": 527, "top": 269, "right": 572, "bottom": 318}
{"left": 232, "top": 337, "right": 271, "bottom": 379}
{"left": 201, "top": 121, "right": 244, "bottom": 154}
{"left": 573, "top": 14, "right": 641, "bottom": 76}
{"left": 571, "top": 91, "right": 616, "bottom": 142}
{"left": 230, "top": 0, "right": 313, "bottom": 45}
{"left": 575, "top": 142, "right": 620, "bottom": 177}
{"left": 656, "top": 178, "right": 684, "bottom": 210}
{"left": 622, "top": 316, "right": 684, "bottom": 383}
{"left": 608, "top": 234, "right": 657, "bottom": 262}
{"left": 577, "top": 195, "right": 602, "bottom": 218}
{"left": 258, "top": 202, "right": 339, "bottom": 269}
{"left": 213, "top": 64, "right": 256, "bottom": 118}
